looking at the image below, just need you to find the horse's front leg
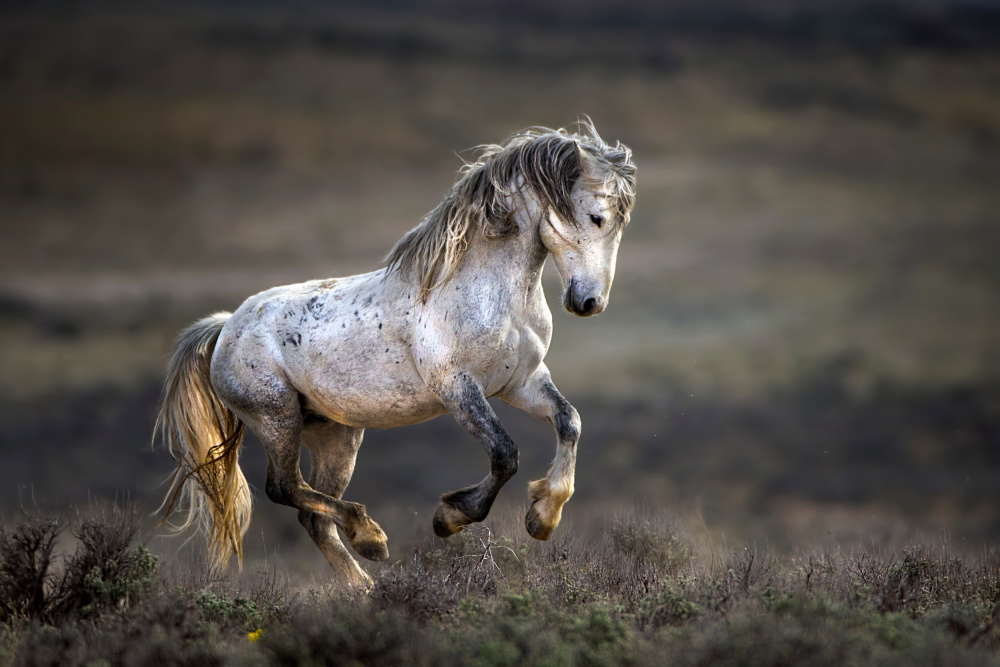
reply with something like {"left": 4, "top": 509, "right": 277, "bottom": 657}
{"left": 432, "top": 377, "right": 519, "bottom": 538}
{"left": 500, "top": 364, "right": 581, "bottom": 540}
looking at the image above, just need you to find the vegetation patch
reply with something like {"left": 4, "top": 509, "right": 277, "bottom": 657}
{"left": 2, "top": 505, "right": 1000, "bottom": 665}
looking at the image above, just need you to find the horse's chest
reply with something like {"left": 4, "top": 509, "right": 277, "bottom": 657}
{"left": 474, "top": 323, "right": 548, "bottom": 397}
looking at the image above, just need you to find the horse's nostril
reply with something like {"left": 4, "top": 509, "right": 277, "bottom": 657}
{"left": 582, "top": 297, "right": 597, "bottom": 314}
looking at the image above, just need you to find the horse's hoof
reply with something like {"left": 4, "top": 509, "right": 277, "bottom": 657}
{"left": 433, "top": 502, "right": 469, "bottom": 538}
{"left": 525, "top": 502, "right": 554, "bottom": 541}
{"left": 349, "top": 520, "right": 389, "bottom": 561}
{"left": 352, "top": 537, "right": 389, "bottom": 562}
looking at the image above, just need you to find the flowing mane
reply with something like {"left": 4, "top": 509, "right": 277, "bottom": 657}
{"left": 385, "top": 120, "right": 637, "bottom": 293}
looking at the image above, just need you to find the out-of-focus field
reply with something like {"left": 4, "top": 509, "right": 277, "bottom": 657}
{"left": 1, "top": 1, "right": 999, "bottom": 570}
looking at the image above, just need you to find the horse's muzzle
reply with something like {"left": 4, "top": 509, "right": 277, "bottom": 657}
{"left": 563, "top": 279, "right": 606, "bottom": 317}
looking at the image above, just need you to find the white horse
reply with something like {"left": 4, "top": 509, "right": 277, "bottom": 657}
{"left": 156, "top": 121, "right": 636, "bottom": 589}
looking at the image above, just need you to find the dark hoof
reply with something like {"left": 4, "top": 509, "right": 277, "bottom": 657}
{"left": 349, "top": 519, "right": 389, "bottom": 561}
{"left": 352, "top": 538, "right": 389, "bottom": 562}
{"left": 525, "top": 502, "right": 554, "bottom": 541}
{"left": 433, "top": 502, "right": 471, "bottom": 538}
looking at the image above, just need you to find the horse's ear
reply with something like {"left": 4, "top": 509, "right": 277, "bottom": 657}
{"left": 576, "top": 143, "right": 601, "bottom": 178}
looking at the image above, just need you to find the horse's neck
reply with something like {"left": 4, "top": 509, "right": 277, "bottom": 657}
{"left": 457, "top": 200, "right": 549, "bottom": 293}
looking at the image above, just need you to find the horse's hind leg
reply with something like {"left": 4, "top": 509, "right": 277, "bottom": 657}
{"left": 299, "top": 417, "right": 375, "bottom": 589}
{"left": 221, "top": 377, "right": 389, "bottom": 569}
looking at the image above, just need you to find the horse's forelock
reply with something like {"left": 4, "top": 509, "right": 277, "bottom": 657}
{"left": 386, "top": 125, "right": 636, "bottom": 293}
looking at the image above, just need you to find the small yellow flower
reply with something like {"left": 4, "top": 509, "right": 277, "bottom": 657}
{"left": 248, "top": 629, "right": 263, "bottom": 642}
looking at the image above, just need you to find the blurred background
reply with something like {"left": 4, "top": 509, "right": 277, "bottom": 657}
{"left": 1, "top": 0, "right": 998, "bottom": 572}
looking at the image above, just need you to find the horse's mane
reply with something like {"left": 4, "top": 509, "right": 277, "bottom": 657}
{"left": 385, "top": 119, "right": 637, "bottom": 294}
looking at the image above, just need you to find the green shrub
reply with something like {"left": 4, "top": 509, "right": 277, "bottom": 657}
{"left": 638, "top": 581, "right": 702, "bottom": 629}
{"left": 196, "top": 592, "right": 262, "bottom": 631}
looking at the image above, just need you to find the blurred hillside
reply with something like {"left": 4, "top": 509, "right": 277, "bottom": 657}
{"left": 0, "top": 0, "right": 998, "bottom": 564}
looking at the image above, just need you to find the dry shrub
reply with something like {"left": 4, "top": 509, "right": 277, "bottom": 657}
{"left": 0, "top": 515, "right": 61, "bottom": 624}
{"left": 0, "top": 506, "right": 156, "bottom": 625}
{"left": 608, "top": 513, "right": 692, "bottom": 574}
{"left": 370, "top": 554, "right": 461, "bottom": 622}
{"left": 5, "top": 504, "right": 1000, "bottom": 665}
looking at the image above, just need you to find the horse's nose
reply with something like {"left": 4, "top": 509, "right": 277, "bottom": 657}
{"left": 564, "top": 279, "right": 606, "bottom": 316}
{"left": 575, "top": 295, "right": 605, "bottom": 317}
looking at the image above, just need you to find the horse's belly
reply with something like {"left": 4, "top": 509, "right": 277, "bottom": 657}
{"left": 297, "top": 363, "right": 446, "bottom": 429}
{"left": 309, "top": 389, "right": 447, "bottom": 429}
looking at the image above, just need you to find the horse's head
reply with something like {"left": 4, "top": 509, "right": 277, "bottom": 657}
{"left": 541, "top": 146, "right": 635, "bottom": 317}
{"left": 385, "top": 122, "right": 634, "bottom": 301}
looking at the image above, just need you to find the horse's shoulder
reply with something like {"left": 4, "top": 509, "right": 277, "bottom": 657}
{"left": 523, "top": 284, "right": 553, "bottom": 336}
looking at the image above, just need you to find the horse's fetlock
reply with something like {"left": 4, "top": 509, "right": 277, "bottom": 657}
{"left": 348, "top": 501, "right": 367, "bottom": 517}
{"left": 466, "top": 503, "right": 491, "bottom": 523}
{"left": 527, "top": 478, "right": 549, "bottom": 502}
{"left": 549, "top": 480, "right": 574, "bottom": 505}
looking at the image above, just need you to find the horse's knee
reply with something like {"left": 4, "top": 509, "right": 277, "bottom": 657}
{"left": 496, "top": 448, "right": 519, "bottom": 481}
{"left": 492, "top": 437, "right": 519, "bottom": 482}
{"left": 556, "top": 405, "right": 581, "bottom": 445}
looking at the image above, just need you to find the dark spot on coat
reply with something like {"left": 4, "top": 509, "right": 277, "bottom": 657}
{"left": 378, "top": 322, "right": 383, "bottom": 329}
{"left": 284, "top": 332, "right": 302, "bottom": 347}
{"left": 306, "top": 296, "right": 324, "bottom": 320}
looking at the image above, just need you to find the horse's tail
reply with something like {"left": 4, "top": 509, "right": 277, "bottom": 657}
{"left": 154, "top": 312, "right": 251, "bottom": 569}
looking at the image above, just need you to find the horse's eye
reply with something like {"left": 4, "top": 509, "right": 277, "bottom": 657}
{"left": 589, "top": 214, "right": 603, "bottom": 228}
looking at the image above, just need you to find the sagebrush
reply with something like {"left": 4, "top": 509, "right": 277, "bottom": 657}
{"left": 2, "top": 505, "right": 1000, "bottom": 666}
